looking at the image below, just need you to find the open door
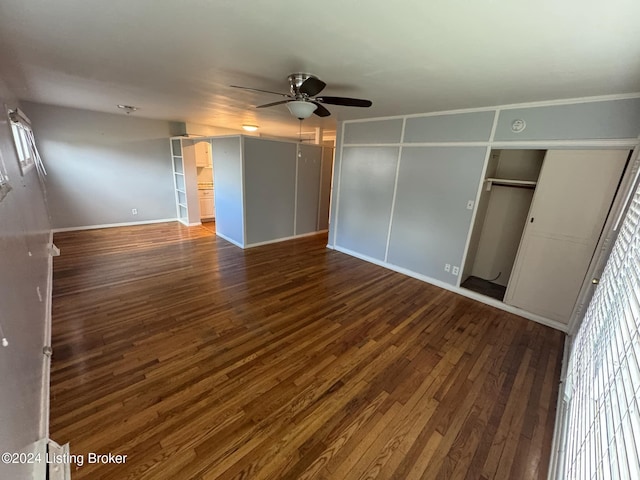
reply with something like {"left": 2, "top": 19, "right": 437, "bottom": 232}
{"left": 504, "top": 149, "right": 628, "bottom": 323}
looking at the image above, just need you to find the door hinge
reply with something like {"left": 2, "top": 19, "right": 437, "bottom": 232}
{"left": 43, "top": 346, "right": 53, "bottom": 357}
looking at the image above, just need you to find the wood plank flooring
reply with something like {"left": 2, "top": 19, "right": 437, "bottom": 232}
{"left": 50, "top": 222, "right": 564, "bottom": 480}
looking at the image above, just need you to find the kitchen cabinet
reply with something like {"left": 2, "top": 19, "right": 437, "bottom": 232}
{"left": 198, "top": 189, "right": 215, "bottom": 219}
{"left": 195, "top": 141, "right": 212, "bottom": 167}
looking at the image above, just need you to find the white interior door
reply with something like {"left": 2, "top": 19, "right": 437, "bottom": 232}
{"left": 504, "top": 149, "right": 628, "bottom": 323}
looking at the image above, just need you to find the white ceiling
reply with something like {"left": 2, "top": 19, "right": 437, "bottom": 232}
{"left": 1, "top": 0, "right": 639, "bottom": 138}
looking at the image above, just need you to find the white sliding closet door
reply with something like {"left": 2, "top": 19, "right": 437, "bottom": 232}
{"left": 504, "top": 150, "right": 628, "bottom": 323}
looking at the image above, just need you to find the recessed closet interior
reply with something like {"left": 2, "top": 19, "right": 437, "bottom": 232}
{"left": 462, "top": 148, "right": 629, "bottom": 324}
{"left": 462, "top": 149, "right": 545, "bottom": 300}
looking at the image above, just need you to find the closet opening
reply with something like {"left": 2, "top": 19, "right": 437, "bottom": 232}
{"left": 461, "top": 149, "right": 545, "bottom": 300}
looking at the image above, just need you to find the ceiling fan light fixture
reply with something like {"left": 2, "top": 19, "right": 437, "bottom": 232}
{"left": 242, "top": 124, "right": 259, "bottom": 132}
{"left": 286, "top": 101, "right": 317, "bottom": 119}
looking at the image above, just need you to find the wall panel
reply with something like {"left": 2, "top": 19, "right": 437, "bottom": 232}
{"left": 328, "top": 126, "right": 343, "bottom": 246}
{"left": 24, "top": 102, "right": 175, "bottom": 229}
{"left": 335, "top": 147, "right": 399, "bottom": 260}
{"left": 296, "top": 144, "right": 322, "bottom": 235}
{"left": 343, "top": 119, "right": 403, "bottom": 144}
{"left": 495, "top": 98, "right": 640, "bottom": 141}
{"left": 318, "top": 147, "right": 333, "bottom": 231}
{"left": 403, "top": 111, "right": 495, "bottom": 143}
{"left": 244, "top": 137, "right": 296, "bottom": 244}
{"left": 211, "top": 137, "right": 244, "bottom": 245}
{"left": 387, "top": 147, "right": 486, "bottom": 283}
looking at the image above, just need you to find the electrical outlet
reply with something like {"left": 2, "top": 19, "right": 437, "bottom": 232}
{"left": 131, "top": 208, "right": 138, "bottom": 215}
{"left": 466, "top": 200, "right": 474, "bottom": 210}
{"left": 452, "top": 266, "right": 460, "bottom": 275}
{"left": 444, "top": 264, "right": 451, "bottom": 272}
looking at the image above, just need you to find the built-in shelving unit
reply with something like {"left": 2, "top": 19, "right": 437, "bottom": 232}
{"left": 171, "top": 137, "right": 189, "bottom": 225}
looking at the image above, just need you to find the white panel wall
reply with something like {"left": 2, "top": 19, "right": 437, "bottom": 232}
{"left": 296, "top": 144, "right": 322, "bottom": 235}
{"left": 387, "top": 147, "right": 486, "bottom": 283}
{"left": 335, "top": 147, "right": 399, "bottom": 260}
{"left": 0, "top": 83, "right": 51, "bottom": 480}
{"left": 243, "top": 137, "right": 297, "bottom": 245}
{"left": 317, "top": 147, "right": 333, "bottom": 231}
{"left": 211, "top": 137, "right": 244, "bottom": 246}
{"left": 327, "top": 129, "right": 343, "bottom": 245}
{"left": 495, "top": 98, "right": 640, "bottom": 141}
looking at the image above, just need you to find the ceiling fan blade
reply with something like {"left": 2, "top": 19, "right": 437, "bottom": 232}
{"left": 316, "top": 96, "right": 372, "bottom": 107}
{"left": 256, "top": 100, "right": 292, "bottom": 108}
{"left": 300, "top": 77, "right": 326, "bottom": 96}
{"left": 312, "top": 102, "right": 331, "bottom": 117}
{"left": 230, "top": 85, "right": 291, "bottom": 97}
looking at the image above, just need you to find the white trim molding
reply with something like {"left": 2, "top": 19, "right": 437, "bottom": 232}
{"left": 215, "top": 231, "right": 244, "bottom": 248}
{"left": 52, "top": 218, "right": 178, "bottom": 233}
{"left": 244, "top": 230, "right": 328, "bottom": 249}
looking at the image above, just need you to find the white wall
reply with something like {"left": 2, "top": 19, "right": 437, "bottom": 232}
{"left": 211, "top": 137, "right": 244, "bottom": 246}
{"left": 0, "top": 82, "right": 51, "bottom": 479}
{"left": 22, "top": 102, "right": 176, "bottom": 230}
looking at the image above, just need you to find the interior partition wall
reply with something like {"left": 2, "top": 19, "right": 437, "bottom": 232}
{"left": 182, "top": 135, "right": 333, "bottom": 249}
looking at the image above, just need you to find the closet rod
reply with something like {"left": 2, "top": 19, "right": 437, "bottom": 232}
{"left": 485, "top": 178, "right": 537, "bottom": 191}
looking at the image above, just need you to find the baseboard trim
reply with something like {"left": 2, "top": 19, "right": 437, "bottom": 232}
{"left": 52, "top": 218, "right": 178, "bottom": 233}
{"left": 244, "top": 230, "right": 328, "bottom": 249}
{"left": 333, "top": 244, "right": 569, "bottom": 333}
{"left": 215, "top": 231, "right": 244, "bottom": 248}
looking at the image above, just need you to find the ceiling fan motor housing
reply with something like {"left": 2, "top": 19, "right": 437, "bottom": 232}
{"left": 288, "top": 73, "right": 317, "bottom": 98}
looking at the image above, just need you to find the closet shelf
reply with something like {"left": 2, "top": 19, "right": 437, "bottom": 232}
{"left": 485, "top": 178, "right": 537, "bottom": 191}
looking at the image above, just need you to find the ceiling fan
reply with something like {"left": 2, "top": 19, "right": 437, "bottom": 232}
{"left": 231, "top": 73, "right": 372, "bottom": 119}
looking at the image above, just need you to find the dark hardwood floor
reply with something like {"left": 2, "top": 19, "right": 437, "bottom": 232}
{"left": 50, "top": 222, "right": 564, "bottom": 479}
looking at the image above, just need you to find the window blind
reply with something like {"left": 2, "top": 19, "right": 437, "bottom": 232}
{"left": 562, "top": 177, "right": 640, "bottom": 478}
{"left": 8, "top": 108, "right": 47, "bottom": 178}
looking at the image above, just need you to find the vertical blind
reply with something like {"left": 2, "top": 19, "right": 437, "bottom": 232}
{"left": 562, "top": 175, "right": 640, "bottom": 478}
